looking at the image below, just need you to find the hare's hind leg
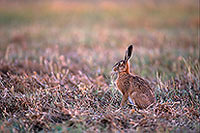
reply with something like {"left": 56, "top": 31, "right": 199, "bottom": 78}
{"left": 129, "top": 92, "right": 146, "bottom": 109}
{"left": 132, "top": 93, "right": 151, "bottom": 109}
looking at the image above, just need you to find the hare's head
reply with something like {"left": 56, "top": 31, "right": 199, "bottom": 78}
{"left": 112, "top": 45, "right": 133, "bottom": 73}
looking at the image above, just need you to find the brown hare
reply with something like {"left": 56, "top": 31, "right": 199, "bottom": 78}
{"left": 112, "top": 45, "right": 155, "bottom": 110}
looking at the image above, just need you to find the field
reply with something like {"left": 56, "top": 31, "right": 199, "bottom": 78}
{"left": 0, "top": 0, "right": 199, "bottom": 132}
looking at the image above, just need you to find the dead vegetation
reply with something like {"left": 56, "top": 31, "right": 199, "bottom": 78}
{"left": 0, "top": 54, "right": 199, "bottom": 132}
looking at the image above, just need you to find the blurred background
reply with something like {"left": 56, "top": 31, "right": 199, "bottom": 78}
{"left": 0, "top": 0, "right": 199, "bottom": 80}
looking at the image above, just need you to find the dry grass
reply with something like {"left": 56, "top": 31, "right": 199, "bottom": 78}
{"left": 0, "top": 0, "right": 199, "bottom": 132}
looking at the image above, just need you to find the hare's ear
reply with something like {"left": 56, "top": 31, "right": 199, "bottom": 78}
{"left": 124, "top": 45, "right": 133, "bottom": 62}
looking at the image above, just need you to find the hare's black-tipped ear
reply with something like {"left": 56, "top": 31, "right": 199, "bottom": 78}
{"left": 124, "top": 45, "right": 133, "bottom": 62}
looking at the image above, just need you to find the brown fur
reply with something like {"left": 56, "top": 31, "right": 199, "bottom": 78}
{"left": 112, "top": 45, "right": 155, "bottom": 109}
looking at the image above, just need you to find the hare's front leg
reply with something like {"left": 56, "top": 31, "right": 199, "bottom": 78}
{"left": 120, "top": 93, "right": 128, "bottom": 107}
{"left": 115, "top": 94, "right": 128, "bottom": 112}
